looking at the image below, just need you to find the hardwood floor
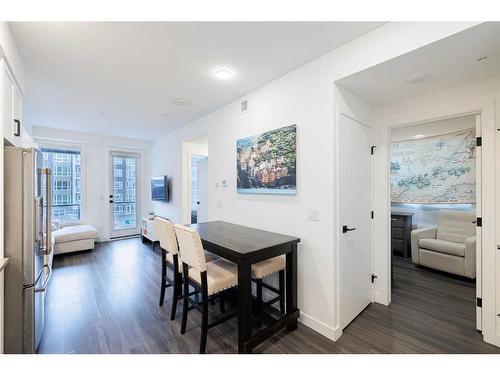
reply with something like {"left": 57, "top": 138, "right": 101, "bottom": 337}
{"left": 38, "top": 238, "right": 500, "bottom": 354}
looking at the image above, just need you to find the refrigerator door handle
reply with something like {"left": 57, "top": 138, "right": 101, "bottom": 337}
{"left": 41, "top": 168, "right": 52, "bottom": 255}
{"left": 34, "top": 265, "right": 52, "bottom": 293}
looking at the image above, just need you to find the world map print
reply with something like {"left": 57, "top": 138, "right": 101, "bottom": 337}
{"left": 391, "top": 128, "right": 476, "bottom": 204}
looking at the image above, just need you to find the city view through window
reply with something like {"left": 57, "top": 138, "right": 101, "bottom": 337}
{"left": 42, "top": 148, "right": 81, "bottom": 224}
{"left": 113, "top": 156, "right": 137, "bottom": 230}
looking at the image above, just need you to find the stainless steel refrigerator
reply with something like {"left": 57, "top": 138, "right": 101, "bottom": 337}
{"left": 4, "top": 146, "right": 52, "bottom": 354}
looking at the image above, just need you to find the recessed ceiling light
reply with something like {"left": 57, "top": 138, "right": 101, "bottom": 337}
{"left": 406, "top": 74, "right": 427, "bottom": 85}
{"left": 172, "top": 98, "right": 190, "bottom": 106}
{"left": 161, "top": 113, "right": 169, "bottom": 118}
{"left": 100, "top": 111, "right": 106, "bottom": 117}
{"left": 215, "top": 68, "right": 233, "bottom": 80}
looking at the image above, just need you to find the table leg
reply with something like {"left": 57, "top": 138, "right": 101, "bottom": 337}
{"left": 286, "top": 243, "right": 298, "bottom": 331}
{"left": 237, "top": 261, "right": 252, "bottom": 354}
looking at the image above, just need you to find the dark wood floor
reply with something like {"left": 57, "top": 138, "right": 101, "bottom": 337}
{"left": 38, "top": 238, "right": 500, "bottom": 354}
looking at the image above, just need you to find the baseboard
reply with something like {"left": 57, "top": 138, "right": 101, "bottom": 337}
{"left": 299, "top": 311, "right": 342, "bottom": 341}
{"left": 374, "top": 291, "right": 390, "bottom": 306}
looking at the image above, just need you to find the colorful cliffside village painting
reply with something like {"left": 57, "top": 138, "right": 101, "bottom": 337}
{"left": 237, "top": 125, "right": 297, "bottom": 195}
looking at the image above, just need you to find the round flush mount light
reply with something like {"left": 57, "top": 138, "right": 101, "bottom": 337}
{"left": 161, "top": 113, "right": 169, "bottom": 119}
{"left": 214, "top": 67, "right": 233, "bottom": 80}
{"left": 172, "top": 98, "right": 190, "bottom": 106}
{"left": 406, "top": 74, "right": 427, "bottom": 85}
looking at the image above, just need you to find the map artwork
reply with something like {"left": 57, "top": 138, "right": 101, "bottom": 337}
{"left": 391, "top": 128, "right": 476, "bottom": 204}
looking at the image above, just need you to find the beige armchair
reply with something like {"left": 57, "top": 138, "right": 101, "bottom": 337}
{"left": 411, "top": 210, "right": 476, "bottom": 279}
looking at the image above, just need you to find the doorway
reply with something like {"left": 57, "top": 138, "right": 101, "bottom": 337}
{"left": 388, "top": 114, "right": 482, "bottom": 330}
{"left": 109, "top": 151, "right": 140, "bottom": 238}
{"left": 182, "top": 135, "right": 209, "bottom": 224}
{"left": 338, "top": 113, "right": 374, "bottom": 329}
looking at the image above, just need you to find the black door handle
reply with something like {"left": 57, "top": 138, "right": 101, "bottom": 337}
{"left": 109, "top": 200, "right": 114, "bottom": 203}
{"left": 342, "top": 225, "right": 356, "bottom": 233}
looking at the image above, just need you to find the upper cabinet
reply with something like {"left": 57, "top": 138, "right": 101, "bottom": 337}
{"left": 1, "top": 58, "right": 22, "bottom": 147}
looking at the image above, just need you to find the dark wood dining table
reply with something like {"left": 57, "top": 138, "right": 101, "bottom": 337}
{"left": 188, "top": 220, "right": 301, "bottom": 353}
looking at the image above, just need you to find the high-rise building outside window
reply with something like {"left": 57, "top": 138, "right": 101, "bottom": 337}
{"left": 42, "top": 148, "right": 82, "bottom": 224}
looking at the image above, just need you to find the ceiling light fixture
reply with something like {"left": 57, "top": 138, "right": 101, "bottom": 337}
{"left": 215, "top": 68, "right": 233, "bottom": 80}
{"left": 172, "top": 98, "right": 190, "bottom": 106}
{"left": 161, "top": 113, "right": 169, "bottom": 118}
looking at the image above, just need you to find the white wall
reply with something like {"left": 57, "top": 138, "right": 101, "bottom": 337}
{"left": 150, "top": 22, "right": 478, "bottom": 340}
{"left": 32, "top": 126, "right": 152, "bottom": 241}
{"left": 372, "top": 76, "right": 500, "bottom": 345}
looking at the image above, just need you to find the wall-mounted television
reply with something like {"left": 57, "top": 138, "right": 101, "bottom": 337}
{"left": 151, "top": 176, "right": 169, "bottom": 202}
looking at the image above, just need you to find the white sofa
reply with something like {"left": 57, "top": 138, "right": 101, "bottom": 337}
{"left": 410, "top": 210, "right": 476, "bottom": 279}
{"left": 51, "top": 224, "right": 98, "bottom": 255}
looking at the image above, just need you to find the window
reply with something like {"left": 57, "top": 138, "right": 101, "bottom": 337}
{"left": 114, "top": 168, "right": 123, "bottom": 177}
{"left": 126, "top": 180, "right": 135, "bottom": 189}
{"left": 126, "top": 168, "right": 135, "bottom": 178}
{"left": 115, "top": 180, "right": 123, "bottom": 190}
{"left": 114, "top": 193, "right": 123, "bottom": 202}
{"left": 54, "top": 180, "right": 71, "bottom": 190}
{"left": 42, "top": 148, "right": 82, "bottom": 224}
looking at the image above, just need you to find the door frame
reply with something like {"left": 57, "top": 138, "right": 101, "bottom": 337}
{"left": 109, "top": 150, "right": 141, "bottom": 239}
{"left": 376, "top": 100, "right": 497, "bottom": 347}
{"left": 181, "top": 137, "right": 208, "bottom": 224}
{"left": 334, "top": 107, "right": 375, "bottom": 340}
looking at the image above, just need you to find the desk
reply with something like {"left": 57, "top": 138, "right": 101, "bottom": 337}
{"left": 189, "top": 221, "right": 300, "bottom": 353}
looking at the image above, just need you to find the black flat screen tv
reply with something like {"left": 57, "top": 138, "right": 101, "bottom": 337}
{"left": 151, "top": 176, "right": 169, "bottom": 202}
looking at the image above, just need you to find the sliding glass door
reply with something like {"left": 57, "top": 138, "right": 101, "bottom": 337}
{"left": 109, "top": 152, "right": 140, "bottom": 238}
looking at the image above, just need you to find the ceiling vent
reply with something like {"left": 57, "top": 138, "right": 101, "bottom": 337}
{"left": 241, "top": 100, "right": 248, "bottom": 113}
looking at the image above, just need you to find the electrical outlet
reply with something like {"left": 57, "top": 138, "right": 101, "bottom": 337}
{"left": 307, "top": 207, "right": 320, "bottom": 222}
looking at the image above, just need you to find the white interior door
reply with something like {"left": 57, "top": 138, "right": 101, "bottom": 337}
{"left": 339, "top": 113, "right": 373, "bottom": 329}
{"left": 196, "top": 158, "right": 209, "bottom": 223}
{"left": 110, "top": 152, "right": 140, "bottom": 238}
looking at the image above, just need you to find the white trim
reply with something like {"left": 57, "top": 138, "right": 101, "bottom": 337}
{"left": 299, "top": 311, "right": 342, "bottom": 341}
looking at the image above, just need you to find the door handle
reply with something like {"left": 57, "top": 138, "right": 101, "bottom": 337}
{"left": 41, "top": 168, "right": 52, "bottom": 256}
{"left": 342, "top": 225, "right": 356, "bottom": 233}
{"left": 35, "top": 265, "right": 52, "bottom": 293}
{"left": 109, "top": 200, "right": 114, "bottom": 203}
{"left": 13, "top": 119, "right": 21, "bottom": 136}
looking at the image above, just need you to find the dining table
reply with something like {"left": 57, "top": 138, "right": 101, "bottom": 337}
{"left": 188, "top": 220, "right": 301, "bottom": 353}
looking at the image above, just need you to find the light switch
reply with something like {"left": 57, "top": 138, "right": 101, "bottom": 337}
{"left": 307, "top": 207, "right": 320, "bottom": 222}
{"left": 221, "top": 180, "right": 228, "bottom": 188}
{"left": 215, "top": 180, "right": 220, "bottom": 188}
{"left": 216, "top": 200, "right": 223, "bottom": 208}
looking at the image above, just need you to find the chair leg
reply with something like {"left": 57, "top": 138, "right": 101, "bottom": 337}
{"left": 170, "top": 271, "right": 181, "bottom": 320}
{"left": 159, "top": 251, "right": 167, "bottom": 306}
{"left": 200, "top": 271, "right": 209, "bottom": 354}
{"left": 279, "top": 270, "right": 285, "bottom": 314}
{"left": 180, "top": 265, "right": 190, "bottom": 334}
{"left": 256, "top": 278, "right": 263, "bottom": 328}
{"left": 219, "top": 291, "right": 226, "bottom": 314}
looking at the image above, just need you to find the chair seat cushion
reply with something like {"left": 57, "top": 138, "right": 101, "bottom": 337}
{"left": 52, "top": 225, "right": 98, "bottom": 244}
{"left": 167, "top": 251, "right": 217, "bottom": 273}
{"left": 419, "top": 238, "right": 465, "bottom": 257}
{"left": 251, "top": 256, "right": 286, "bottom": 279}
{"left": 188, "top": 258, "right": 237, "bottom": 295}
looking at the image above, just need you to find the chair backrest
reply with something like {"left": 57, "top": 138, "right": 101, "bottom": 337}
{"left": 436, "top": 209, "right": 476, "bottom": 243}
{"left": 173, "top": 224, "right": 207, "bottom": 272}
{"left": 154, "top": 217, "right": 179, "bottom": 255}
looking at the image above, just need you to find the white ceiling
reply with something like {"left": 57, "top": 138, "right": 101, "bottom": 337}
{"left": 10, "top": 22, "right": 385, "bottom": 140}
{"left": 337, "top": 22, "right": 500, "bottom": 108}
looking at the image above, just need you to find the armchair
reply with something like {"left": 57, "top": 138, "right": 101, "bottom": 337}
{"left": 410, "top": 210, "right": 476, "bottom": 279}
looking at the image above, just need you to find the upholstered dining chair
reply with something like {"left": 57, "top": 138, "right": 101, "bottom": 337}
{"left": 174, "top": 224, "right": 239, "bottom": 354}
{"left": 154, "top": 217, "right": 216, "bottom": 320}
{"left": 252, "top": 256, "right": 285, "bottom": 327}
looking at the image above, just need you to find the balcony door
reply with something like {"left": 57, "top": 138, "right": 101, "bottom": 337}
{"left": 110, "top": 152, "right": 140, "bottom": 238}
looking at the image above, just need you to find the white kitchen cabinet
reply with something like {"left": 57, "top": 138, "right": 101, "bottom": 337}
{"left": 1, "top": 59, "right": 22, "bottom": 147}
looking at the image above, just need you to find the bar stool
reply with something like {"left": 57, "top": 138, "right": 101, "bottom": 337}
{"left": 174, "top": 224, "right": 238, "bottom": 354}
{"left": 252, "top": 256, "right": 286, "bottom": 327}
{"left": 154, "top": 217, "right": 216, "bottom": 320}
